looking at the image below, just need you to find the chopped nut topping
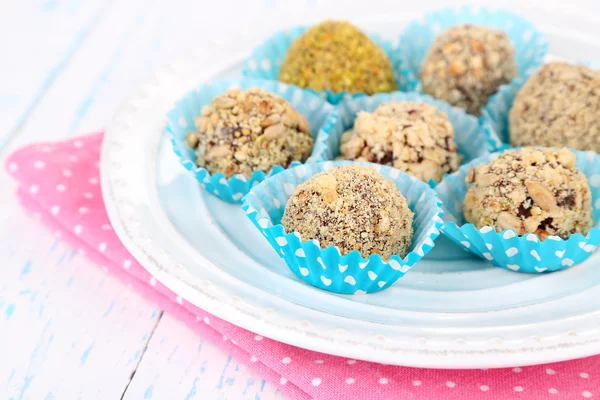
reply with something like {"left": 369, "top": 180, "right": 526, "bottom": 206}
{"left": 463, "top": 147, "right": 593, "bottom": 240}
{"left": 186, "top": 88, "right": 313, "bottom": 179}
{"left": 421, "top": 25, "right": 517, "bottom": 115}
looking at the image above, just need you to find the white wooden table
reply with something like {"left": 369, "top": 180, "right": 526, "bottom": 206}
{"left": 1, "top": 1, "right": 598, "bottom": 399}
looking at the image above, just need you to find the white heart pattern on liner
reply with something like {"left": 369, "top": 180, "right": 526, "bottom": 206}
{"left": 344, "top": 276, "right": 356, "bottom": 285}
{"left": 505, "top": 247, "right": 519, "bottom": 257}
{"left": 320, "top": 276, "right": 332, "bottom": 286}
{"left": 561, "top": 258, "right": 574, "bottom": 267}
{"left": 298, "top": 267, "right": 309, "bottom": 276}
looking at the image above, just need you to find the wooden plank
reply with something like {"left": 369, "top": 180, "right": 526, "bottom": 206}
{"left": 0, "top": 176, "right": 162, "bottom": 399}
{"left": 0, "top": 0, "right": 112, "bottom": 150}
{"left": 122, "top": 313, "right": 286, "bottom": 400}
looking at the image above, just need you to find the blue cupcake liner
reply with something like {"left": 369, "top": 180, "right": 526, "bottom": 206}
{"left": 166, "top": 79, "right": 333, "bottom": 203}
{"left": 242, "top": 161, "right": 444, "bottom": 294}
{"left": 242, "top": 26, "right": 399, "bottom": 105}
{"left": 435, "top": 149, "right": 600, "bottom": 273}
{"left": 479, "top": 78, "right": 523, "bottom": 151}
{"left": 395, "top": 5, "right": 548, "bottom": 111}
{"left": 309, "top": 91, "right": 493, "bottom": 186}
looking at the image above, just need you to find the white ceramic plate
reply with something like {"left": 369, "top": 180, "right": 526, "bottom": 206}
{"left": 101, "top": 9, "right": 600, "bottom": 368}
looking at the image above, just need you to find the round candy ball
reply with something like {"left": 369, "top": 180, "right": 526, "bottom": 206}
{"left": 509, "top": 62, "right": 600, "bottom": 152}
{"left": 339, "top": 102, "right": 460, "bottom": 183}
{"left": 281, "top": 164, "right": 414, "bottom": 260}
{"left": 464, "top": 147, "right": 593, "bottom": 240}
{"left": 278, "top": 21, "right": 397, "bottom": 95}
{"left": 421, "top": 24, "right": 517, "bottom": 115}
{"left": 186, "top": 88, "right": 313, "bottom": 179}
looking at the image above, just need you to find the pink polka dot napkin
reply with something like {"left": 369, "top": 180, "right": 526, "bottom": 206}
{"left": 6, "top": 132, "right": 600, "bottom": 399}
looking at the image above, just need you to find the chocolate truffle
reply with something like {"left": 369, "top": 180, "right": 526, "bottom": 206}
{"left": 509, "top": 62, "right": 600, "bottom": 152}
{"left": 186, "top": 88, "right": 313, "bottom": 179}
{"left": 278, "top": 21, "right": 397, "bottom": 95}
{"left": 339, "top": 102, "right": 460, "bottom": 183}
{"left": 281, "top": 165, "right": 414, "bottom": 259}
{"left": 464, "top": 147, "right": 593, "bottom": 240}
{"left": 421, "top": 24, "right": 517, "bottom": 115}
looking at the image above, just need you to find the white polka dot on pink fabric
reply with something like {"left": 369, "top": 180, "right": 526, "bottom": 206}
{"left": 514, "top": 386, "right": 524, "bottom": 392}
{"left": 29, "top": 184, "right": 39, "bottom": 194}
{"left": 123, "top": 260, "right": 131, "bottom": 269}
{"left": 63, "top": 169, "right": 72, "bottom": 177}
{"left": 73, "top": 140, "right": 84, "bottom": 148}
{"left": 581, "top": 373, "right": 590, "bottom": 379}
{"left": 280, "top": 377, "right": 287, "bottom": 385}
{"left": 73, "top": 225, "right": 82, "bottom": 235}
{"left": 282, "top": 357, "right": 291, "bottom": 364}
{"left": 50, "top": 205, "right": 60, "bottom": 215}
{"left": 513, "top": 367, "right": 522, "bottom": 373}
{"left": 69, "top": 155, "right": 79, "bottom": 162}
{"left": 84, "top": 192, "right": 94, "bottom": 199}
{"left": 314, "top": 360, "right": 324, "bottom": 364}
{"left": 412, "top": 380, "right": 421, "bottom": 387}
{"left": 311, "top": 378, "right": 321, "bottom": 387}
{"left": 480, "top": 385, "right": 489, "bottom": 392}
{"left": 33, "top": 160, "right": 45, "bottom": 169}
{"left": 8, "top": 162, "right": 18, "bottom": 172}
{"left": 254, "top": 335, "right": 263, "bottom": 341}
{"left": 101, "top": 224, "right": 111, "bottom": 230}
{"left": 176, "top": 296, "right": 183, "bottom": 305}
{"left": 79, "top": 207, "right": 88, "bottom": 214}
{"left": 583, "top": 391, "right": 592, "bottom": 398}
{"left": 89, "top": 177, "right": 98, "bottom": 185}
{"left": 222, "top": 336, "right": 228, "bottom": 341}
{"left": 149, "top": 277, "right": 156, "bottom": 285}
{"left": 56, "top": 184, "right": 66, "bottom": 192}
{"left": 347, "top": 359, "right": 356, "bottom": 365}
{"left": 549, "top": 388, "right": 558, "bottom": 395}
{"left": 345, "top": 378, "right": 355, "bottom": 384}
{"left": 546, "top": 368, "right": 556, "bottom": 375}
{"left": 203, "top": 316, "right": 210, "bottom": 325}
{"left": 98, "top": 242, "right": 107, "bottom": 252}
{"left": 379, "top": 378, "right": 388, "bottom": 385}
{"left": 446, "top": 381, "right": 456, "bottom": 388}
{"left": 250, "top": 356, "right": 258, "bottom": 362}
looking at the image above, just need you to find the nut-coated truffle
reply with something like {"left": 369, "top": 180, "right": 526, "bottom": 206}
{"left": 278, "top": 21, "right": 397, "bottom": 95}
{"left": 509, "top": 62, "right": 600, "bottom": 152}
{"left": 464, "top": 147, "right": 593, "bottom": 240}
{"left": 186, "top": 88, "right": 313, "bottom": 179}
{"left": 340, "top": 102, "right": 460, "bottom": 183}
{"left": 421, "top": 24, "right": 517, "bottom": 115}
{"left": 281, "top": 165, "right": 414, "bottom": 259}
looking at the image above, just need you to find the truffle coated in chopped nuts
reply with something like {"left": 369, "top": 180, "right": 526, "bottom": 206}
{"left": 281, "top": 164, "right": 414, "bottom": 260}
{"left": 509, "top": 62, "right": 600, "bottom": 152}
{"left": 420, "top": 24, "right": 517, "bottom": 115}
{"left": 339, "top": 102, "right": 460, "bottom": 183}
{"left": 278, "top": 21, "right": 397, "bottom": 95}
{"left": 186, "top": 88, "right": 313, "bottom": 179}
{"left": 463, "top": 147, "right": 593, "bottom": 240}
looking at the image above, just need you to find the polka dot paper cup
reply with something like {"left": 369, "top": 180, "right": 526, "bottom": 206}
{"left": 242, "top": 26, "right": 398, "bottom": 105}
{"left": 309, "top": 91, "right": 493, "bottom": 186}
{"left": 166, "top": 79, "right": 333, "bottom": 203}
{"left": 395, "top": 5, "right": 547, "bottom": 116}
{"left": 242, "top": 161, "right": 443, "bottom": 294}
{"left": 479, "top": 78, "right": 524, "bottom": 151}
{"left": 435, "top": 149, "right": 600, "bottom": 273}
